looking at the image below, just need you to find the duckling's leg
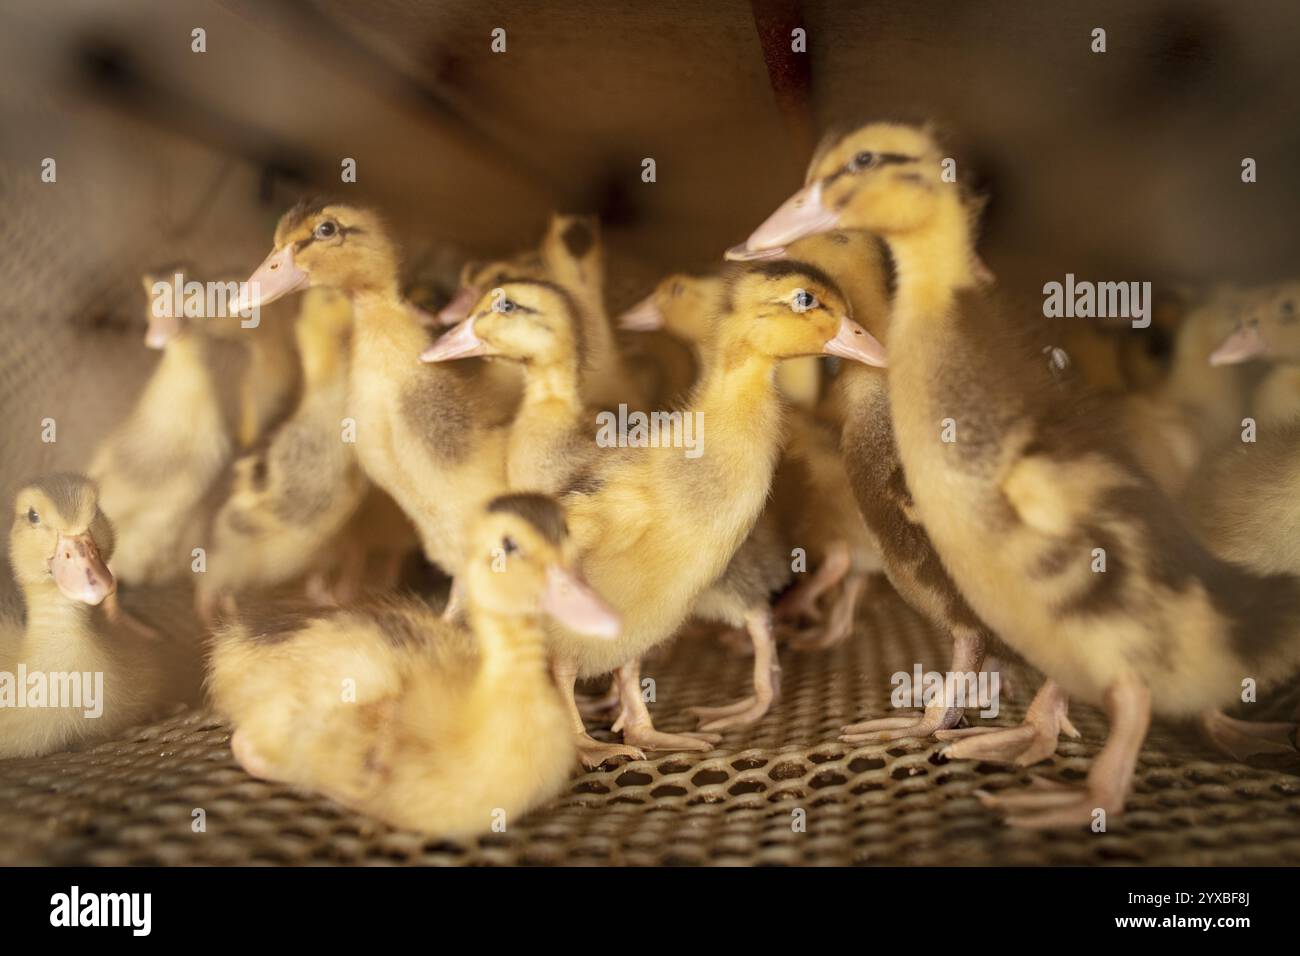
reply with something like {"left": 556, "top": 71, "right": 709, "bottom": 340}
{"left": 841, "top": 628, "right": 986, "bottom": 742}
{"left": 576, "top": 679, "right": 621, "bottom": 719}
{"left": 687, "top": 608, "right": 781, "bottom": 732}
{"left": 975, "top": 674, "right": 1150, "bottom": 829}
{"left": 775, "top": 540, "right": 850, "bottom": 624}
{"left": 612, "top": 658, "right": 722, "bottom": 753}
{"left": 550, "top": 657, "right": 645, "bottom": 769}
{"left": 935, "top": 678, "right": 1078, "bottom": 765}
{"left": 787, "top": 570, "right": 867, "bottom": 651}
{"left": 1198, "top": 709, "right": 1298, "bottom": 761}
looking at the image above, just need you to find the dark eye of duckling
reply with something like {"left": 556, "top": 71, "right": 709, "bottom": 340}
{"left": 850, "top": 151, "right": 876, "bottom": 171}
{"left": 495, "top": 298, "right": 517, "bottom": 314}
{"left": 792, "top": 289, "right": 817, "bottom": 312}
{"left": 501, "top": 535, "right": 519, "bottom": 555}
{"left": 1281, "top": 300, "right": 1297, "bottom": 324}
{"left": 314, "top": 220, "right": 338, "bottom": 240}
{"left": 27, "top": 508, "right": 39, "bottom": 526}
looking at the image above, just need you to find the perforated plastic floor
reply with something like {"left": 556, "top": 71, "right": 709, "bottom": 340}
{"left": 2, "top": 592, "right": 1298, "bottom": 866}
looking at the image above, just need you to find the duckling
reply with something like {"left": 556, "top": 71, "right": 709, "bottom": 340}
{"left": 618, "top": 259, "right": 882, "bottom": 651}
{"left": 1210, "top": 280, "right": 1300, "bottom": 430}
{"left": 236, "top": 201, "right": 508, "bottom": 584}
{"left": 208, "top": 493, "right": 620, "bottom": 837}
{"left": 90, "top": 268, "right": 300, "bottom": 590}
{"left": 196, "top": 288, "right": 369, "bottom": 619}
{"left": 737, "top": 121, "right": 1300, "bottom": 827}
{"left": 428, "top": 280, "right": 793, "bottom": 733}
{"left": 543, "top": 261, "right": 884, "bottom": 766}
{"left": 1, "top": 475, "right": 202, "bottom": 758}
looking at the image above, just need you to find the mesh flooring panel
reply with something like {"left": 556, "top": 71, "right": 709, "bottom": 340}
{"left": 2, "top": 593, "right": 1297, "bottom": 866}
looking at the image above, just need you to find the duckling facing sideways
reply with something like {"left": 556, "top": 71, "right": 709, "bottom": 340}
{"left": 739, "top": 121, "right": 1300, "bottom": 827}
{"left": 1211, "top": 280, "right": 1300, "bottom": 430}
{"left": 1, "top": 476, "right": 202, "bottom": 758}
{"left": 236, "top": 202, "right": 507, "bottom": 584}
{"left": 539, "top": 262, "right": 884, "bottom": 766}
{"left": 208, "top": 493, "right": 620, "bottom": 837}
{"left": 427, "top": 280, "right": 792, "bottom": 735}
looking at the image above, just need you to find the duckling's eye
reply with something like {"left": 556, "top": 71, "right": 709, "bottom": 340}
{"left": 494, "top": 298, "right": 517, "bottom": 315}
{"left": 850, "top": 151, "right": 876, "bottom": 171}
{"left": 314, "top": 220, "right": 338, "bottom": 240}
{"left": 1281, "top": 300, "right": 1297, "bottom": 323}
{"left": 791, "top": 289, "right": 817, "bottom": 313}
{"left": 501, "top": 535, "right": 519, "bottom": 555}
{"left": 26, "top": 508, "right": 39, "bottom": 526}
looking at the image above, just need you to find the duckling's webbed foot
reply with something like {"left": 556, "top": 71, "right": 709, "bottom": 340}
{"left": 975, "top": 675, "right": 1150, "bottom": 830}
{"left": 1198, "top": 708, "right": 1298, "bottom": 761}
{"left": 841, "top": 627, "right": 985, "bottom": 742}
{"left": 613, "top": 660, "right": 720, "bottom": 753}
{"left": 936, "top": 678, "right": 1077, "bottom": 765}
{"left": 573, "top": 733, "right": 645, "bottom": 770}
{"left": 688, "top": 608, "right": 780, "bottom": 732}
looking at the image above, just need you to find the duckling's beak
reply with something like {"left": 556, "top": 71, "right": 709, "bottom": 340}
{"left": 436, "top": 286, "right": 479, "bottom": 326}
{"left": 233, "top": 246, "right": 310, "bottom": 312}
{"left": 542, "top": 564, "right": 621, "bottom": 638}
{"left": 144, "top": 312, "right": 182, "bottom": 350}
{"left": 1209, "top": 323, "right": 1268, "bottom": 366}
{"left": 824, "top": 316, "right": 887, "bottom": 367}
{"left": 50, "top": 533, "right": 115, "bottom": 605}
{"left": 722, "top": 243, "right": 787, "bottom": 262}
{"left": 617, "top": 294, "right": 664, "bottom": 332}
{"left": 420, "top": 316, "right": 490, "bottom": 363}
{"left": 728, "top": 181, "right": 838, "bottom": 259}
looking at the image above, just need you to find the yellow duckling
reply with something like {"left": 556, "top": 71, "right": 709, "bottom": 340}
{"left": 236, "top": 201, "right": 508, "bottom": 585}
{"left": 1, "top": 475, "right": 202, "bottom": 758}
{"left": 737, "top": 121, "right": 1300, "bottom": 827}
{"left": 208, "top": 493, "right": 620, "bottom": 838}
{"left": 196, "top": 288, "right": 371, "bottom": 620}
{"left": 1211, "top": 280, "right": 1300, "bottom": 430}
{"left": 541, "top": 261, "right": 884, "bottom": 766}
{"left": 90, "top": 268, "right": 300, "bottom": 592}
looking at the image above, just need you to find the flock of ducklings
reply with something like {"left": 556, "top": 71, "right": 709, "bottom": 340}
{"left": 6, "top": 121, "right": 1300, "bottom": 837}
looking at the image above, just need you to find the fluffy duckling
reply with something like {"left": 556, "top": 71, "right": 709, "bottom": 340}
{"left": 1, "top": 476, "right": 202, "bottom": 758}
{"left": 440, "top": 214, "right": 646, "bottom": 411}
{"left": 1211, "top": 280, "right": 1300, "bottom": 430}
{"left": 236, "top": 201, "right": 508, "bottom": 583}
{"left": 196, "top": 288, "right": 369, "bottom": 619}
{"left": 737, "top": 121, "right": 1300, "bottom": 827}
{"left": 208, "top": 493, "right": 620, "bottom": 837}
{"left": 619, "top": 259, "right": 882, "bottom": 652}
{"left": 428, "top": 280, "right": 793, "bottom": 733}
{"left": 544, "top": 262, "right": 884, "bottom": 766}
{"left": 90, "top": 269, "right": 299, "bottom": 591}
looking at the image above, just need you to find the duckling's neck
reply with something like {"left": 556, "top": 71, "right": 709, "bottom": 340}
{"left": 884, "top": 193, "right": 979, "bottom": 325}
{"left": 16, "top": 585, "right": 101, "bottom": 662}
{"left": 465, "top": 606, "right": 549, "bottom": 684}
{"left": 297, "top": 332, "right": 349, "bottom": 390}
{"left": 520, "top": 359, "right": 582, "bottom": 413}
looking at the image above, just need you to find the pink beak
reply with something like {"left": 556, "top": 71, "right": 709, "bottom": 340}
{"left": 1209, "top": 324, "right": 1268, "bottom": 366}
{"left": 540, "top": 564, "right": 621, "bottom": 639}
{"left": 144, "top": 312, "right": 182, "bottom": 350}
{"left": 617, "top": 294, "right": 664, "bottom": 332}
{"left": 232, "top": 246, "right": 310, "bottom": 313}
{"left": 50, "top": 533, "right": 115, "bottom": 605}
{"left": 723, "top": 243, "right": 787, "bottom": 262}
{"left": 436, "top": 286, "right": 479, "bottom": 327}
{"left": 824, "top": 316, "right": 887, "bottom": 367}
{"left": 728, "top": 180, "right": 839, "bottom": 259}
{"left": 420, "top": 316, "right": 490, "bottom": 363}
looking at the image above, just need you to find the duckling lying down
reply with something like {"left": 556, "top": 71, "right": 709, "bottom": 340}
{"left": 209, "top": 493, "right": 620, "bottom": 837}
{"left": 1, "top": 476, "right": 202, "bottom": 758}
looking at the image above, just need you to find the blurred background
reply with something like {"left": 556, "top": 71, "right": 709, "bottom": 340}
{"left": 2, "top": 0, "right": 1299, "bottom": 586}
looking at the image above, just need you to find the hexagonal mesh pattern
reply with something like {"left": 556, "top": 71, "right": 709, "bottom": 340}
{"left": 2, "top": 594, "right": 1298, "bottom": 866}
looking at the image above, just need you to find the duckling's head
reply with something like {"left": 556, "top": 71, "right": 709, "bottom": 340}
{"left": 617, "top": 274, "right": 721, "bottom": 342}
{"left": 419, "top": 279, "right": 584, "bottom": 368}
{"left": 1211, "top": 281, "right": 1300, "bottom": 366}
{"left": 730, "top": 122, "right": 950, "bottom": 255}
{"left": 237, "top": 200, "right": 400, "bottom": 310}
{"left": 10, "top": 475, "right": 115, "bottom": 605}
{"left": 437, "top": 249, "right": 548, "bottom": 327}
{"left": 464, "top": 493, "right": 620, "bottom": 638}
{"left": 717, "top": 260, "right": 887, "bottom": 367}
